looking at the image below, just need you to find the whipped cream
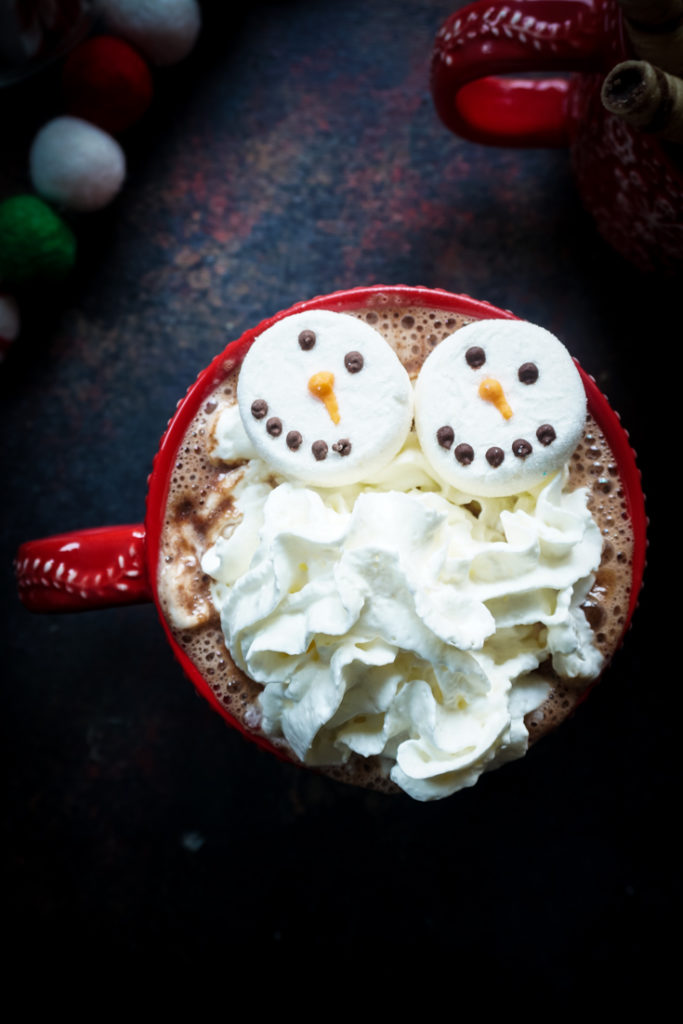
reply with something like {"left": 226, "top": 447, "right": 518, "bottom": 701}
{"left": 202, "top": 421, "right": 604, "bottom": 801}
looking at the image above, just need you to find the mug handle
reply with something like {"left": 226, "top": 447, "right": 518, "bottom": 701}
{"left": 15, "top": 524, "right": 152, "bottom": 612}
{"left": 431, "top": 0, "right": 606, "bottom": 147}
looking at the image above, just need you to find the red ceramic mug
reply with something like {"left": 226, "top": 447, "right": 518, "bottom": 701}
{"left": 14, "top": 285, "right": 648, "bottom": 759}
{"left": 431, "top": 0, "right": 683, "bottom": 273}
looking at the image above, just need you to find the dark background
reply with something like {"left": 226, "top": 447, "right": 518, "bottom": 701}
{"left": 1, "top": 0, "right": 675, "bottom": 986}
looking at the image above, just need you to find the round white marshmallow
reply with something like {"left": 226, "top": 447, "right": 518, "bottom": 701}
{"left": 414, "top": 319, "right": 586, "bottom": 497}
{"left": 238, "top": 310, "right": 414, "bottom": 487}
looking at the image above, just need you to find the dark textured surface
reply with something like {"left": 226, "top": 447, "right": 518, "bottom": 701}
{"left": 0, "top": 0, "right": 675, "bottom": 984}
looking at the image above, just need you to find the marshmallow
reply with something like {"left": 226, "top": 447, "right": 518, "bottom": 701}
{"left": 237, "top": 310, "right": 414, "bottom": 487}
{"left": 414, "top": 319, "right": 586, "bottom": 497}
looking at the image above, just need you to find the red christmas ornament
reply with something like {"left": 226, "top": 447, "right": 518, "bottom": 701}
{"left": 62, "top": 35, "right": 154, "bottom": 135}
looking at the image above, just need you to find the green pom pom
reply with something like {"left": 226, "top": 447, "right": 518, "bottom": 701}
{"left": 0, "top": 195, "right": 76, "bottom": 288}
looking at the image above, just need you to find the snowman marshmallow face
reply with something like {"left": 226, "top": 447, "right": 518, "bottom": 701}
{"left": 237, "top": 310, "right": 414, "bottom": 487}
{"left": 414, "top": 319, "right": 586, "bottom": 497}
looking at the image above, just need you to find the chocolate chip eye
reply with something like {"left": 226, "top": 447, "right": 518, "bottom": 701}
{"left": 266, "top": 417, "right": 282, "bottom": 436}
{"left": 332, "top": 439, "right": 352, "bottom": 456}
{"left": 486, "top": 446, "right": 504, "bottom": 467}
{"left": 455, "top": 443, "right": 474, "bottom": 465}
{"left": 298, "top": 329, "right": 316, "bottom": 350}
{"left": 465, "top": 346, "right": 486, "bottom": 369}
{"left": 518, "top": 362, "right": 539, "bottom": 385}
{"left": 286, "top": 430, "right": 302, "bottom": 450}
{"left": 436, "top": 425, "right": 454, "bottom": 449}
{"left": 536, "top": 424, "right": 556, "bottom": 446}
{"left": 344, "top": 351, "right": 364, "bottom": 373}
{"left": 251, "top": 399, "right": 268, "bottom": 419}
{"left": 512, "top": 438, "right": 532, "bottom": 458}
{"left": 312, "top": 440, "right": 328, "bottom": 460}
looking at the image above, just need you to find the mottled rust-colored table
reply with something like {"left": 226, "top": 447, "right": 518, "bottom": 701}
{"left": 1, "top": 0, "right": 674, "bottom": 985}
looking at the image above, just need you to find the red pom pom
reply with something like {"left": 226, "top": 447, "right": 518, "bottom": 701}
{"left": 62, "top": 35, "right": 154, "bottom": 135}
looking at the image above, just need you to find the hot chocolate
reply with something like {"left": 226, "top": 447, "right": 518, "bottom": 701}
{"left": 157, "top": 297, "right": 635, "bottom": 798}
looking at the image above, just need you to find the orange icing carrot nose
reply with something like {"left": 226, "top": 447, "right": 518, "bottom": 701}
{"left": 478, "top": 377, "right": 512, "bottom": 420}
{"left": 308, "top": 371, "right": 340, "bottom": 424}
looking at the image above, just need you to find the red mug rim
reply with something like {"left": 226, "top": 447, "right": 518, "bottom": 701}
{"left": 143, "top": 284, "right": 647, "bottom": 753}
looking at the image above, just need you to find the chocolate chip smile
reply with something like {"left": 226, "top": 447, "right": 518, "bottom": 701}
{"left": 256, "top": 402, "right": 354, "bottom": 463}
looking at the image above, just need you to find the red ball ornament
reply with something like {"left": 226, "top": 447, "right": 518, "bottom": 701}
{"left": 62, "top": 35, "right": 154, "bottom": 135}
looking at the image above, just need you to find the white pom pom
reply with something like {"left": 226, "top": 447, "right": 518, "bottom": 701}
{"left": 29, "top": 117, "right": 126, "bottom": 213}
{"left": 0, "top": 294, "right": 20, "bottom": 359}
{"left": 98, "top": 0, "right": 201, "bottom": 66}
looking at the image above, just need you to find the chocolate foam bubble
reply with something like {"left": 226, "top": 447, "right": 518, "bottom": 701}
{"left": 157, "top": 304, "right": 635, "bottom": 790}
